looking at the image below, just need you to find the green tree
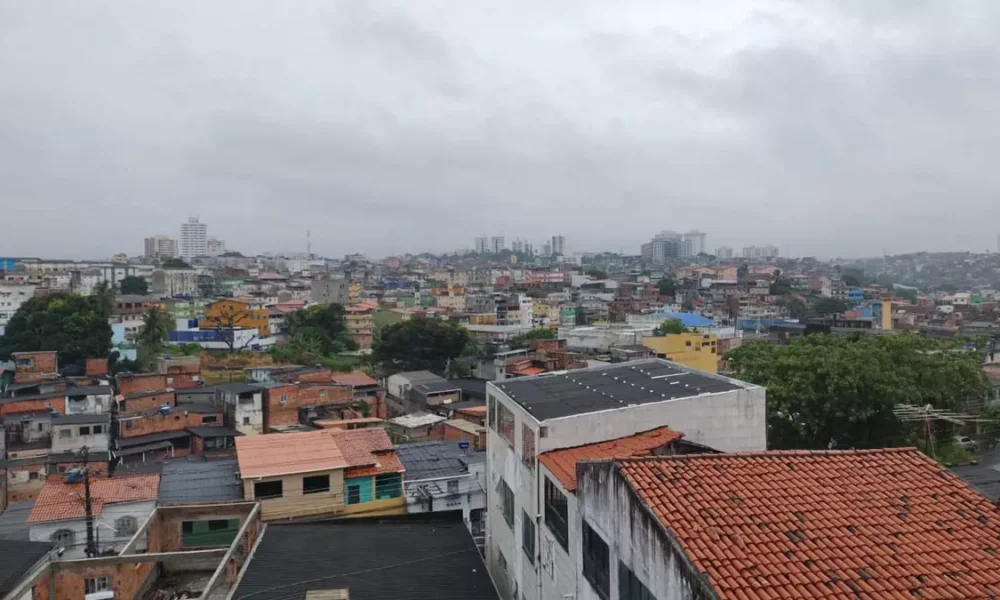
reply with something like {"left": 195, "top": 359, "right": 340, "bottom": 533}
{"left": 119, "top": 276, "right": 149, "bottom": 295}
{"left": 91, "top": 281, "right": 114, "bottom": 318}
{"left": 654, "top": 318, "right": 688, "bottom": 335}
{"left": 841, "top": 268, "right": 865, "bottom": 287}
{"left": 162, "top": 258, "right": 192, "bottom": 269}
{"left": 136, "top": 306, "right": 173, "bottom": 368}
{"left": 725, "top": 334, "right": 989, "bottom": 449}
{"left": 656, "top": 278, "right": 676, "bottom": 297}
{"left": 510, "top": 327, "right": 558, "bottom": 349}
{"left": 809, "top": 297, "right": 851, "bottom": 317}
{"left": 373, "top": 318, "right": 471, "bottom": 374}
{"left": 284, "top": 304, "right": 357, "bottom": 355}
{"left": 0, "top": 294, "right": 112, "bottom": 366}
{"left": 776, "top": 295, "right": 808, "bottom": 319}
{"left": 585, "top": 268, "right": 608, "bottom": 280}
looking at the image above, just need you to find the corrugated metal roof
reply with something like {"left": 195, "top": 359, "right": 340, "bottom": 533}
{"left": 158, "top": 458, "right": 243, "bottom": 504}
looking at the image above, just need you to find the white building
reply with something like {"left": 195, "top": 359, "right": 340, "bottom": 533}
{"left": 28, "top": 474, "right": 159, "bottom": 559}
{"left": 714, "top": 246, "right": 734, "bottom": 259}
{"left": 65, "top": 385, "right": 115, "bottom": 415}
{"left": 475, "top": 236, "right": 489, "bottom": 254}
{"left": 550, "top": 235, "right": 566, "bottom": 256}
{"left": 207, "top": 237, "right": 226, "bottom": 257}
{"left": 180, "top": 217, "right": 208, "bottom": 260}
{"left": 397, "top": 441, "right": 487, "bottom": 543}
{"left": 742, "top": 245, "right": 779, "bottom": 260}
{"left": 50, "top": 414, "right": 111, "bottom": 455}
{"left": 0, "top": 283, "right": 36, "bottom": 335}
{"left": 144, "top": 235, "right": 178, "bottom": 260}
{"left": 214, "top": 384, "right": 264, "bottom": 435}
{"left": 491, "top": 236, "right": 506, "bottom": 254}
{"left": 151, "top": 268, "right": 199, "bottom": 297}
{"left": 484, "top": 359, "right": 766, "bottom": 600}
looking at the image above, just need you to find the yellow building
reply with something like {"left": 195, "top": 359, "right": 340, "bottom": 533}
{"left": 200, "top": 298, "right": 271, "bottom": 337}
{"left": 641, "top": 332, "right": 719, "bottom": 373}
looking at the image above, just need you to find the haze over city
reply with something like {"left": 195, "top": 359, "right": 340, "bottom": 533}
{"left": 3, "top": 0, "right": 1000, "bottom": 258}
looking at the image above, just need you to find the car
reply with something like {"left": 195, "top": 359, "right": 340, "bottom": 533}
{"left": 954, "top": 436, "right": 978, "bottom": 451}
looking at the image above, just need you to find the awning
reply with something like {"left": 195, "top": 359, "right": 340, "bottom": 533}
{"left": 117, "top": 441, "right": 175, "bottom": 457}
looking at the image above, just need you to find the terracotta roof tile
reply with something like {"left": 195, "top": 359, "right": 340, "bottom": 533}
{"left": 616, "top": 448, "right": 1000, "bottom": 600}
{"left": 540, "top": 427, "right": 683, "bottom": 491}
{"left": 330, "top": 371, "right": 378, "bottom": 387}
{"left": 28, "top": 474, "right": 160, "bottom": 523}
{"left": 236, "top": 430, "right": 348, "bottom": 478}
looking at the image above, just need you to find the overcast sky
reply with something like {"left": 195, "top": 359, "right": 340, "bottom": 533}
{"left": 2, "top": 1, "right": 1000, "bottom": 260}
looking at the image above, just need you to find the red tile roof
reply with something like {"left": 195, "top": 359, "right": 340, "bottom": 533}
{"left": 28, "top": 474, "right": 160, "bottom": 523}
{"left": 334, "top": 428, "right": 404, "bottom": 477}
{"left": 236, "top": 430, "right": 348, "bottom": 478}
{"left": 617, "top": 448, "right": 1000, "bottom": 600}
{"left": 330, "top": 371, "right": 378, "bottom": 387}
{"left": 539, "top": 427, "right": 683, "bottom": 491}
{"left": 511, "top": 366, "right": 546, "bottom": 377}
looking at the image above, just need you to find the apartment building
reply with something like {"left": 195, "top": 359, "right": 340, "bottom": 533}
{"left": 484, "top": 359, "right": 766, "bottom": 600}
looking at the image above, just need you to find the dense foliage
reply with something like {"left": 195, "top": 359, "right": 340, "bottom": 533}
{"left": 162, "top": 258, "right": 192, "bottom": 269}
{"left": 654, "top": 318, "right": 688, "bottom": 335}
{"left": 136, "top": 306, "right": 173, "bottom": 368}
{"left": 656, "top": 278, "right": 676, "bottom": 297}
{"left": 510, "top": 327, "right": 558, "bottom": 349}
{"left": 373, "top": 318, "right": 471, "bottom": 374}
{"left": 119, "top": 276, "right": 149, "bottom": 295}
{"left": 0, "top": 294, "right": 112, "bottom": 367}
{"left": 284, "top": 304, "right": 357, "bottom": 355}
{"left": 726, "top": 334, "right": 989, "bottom": 450}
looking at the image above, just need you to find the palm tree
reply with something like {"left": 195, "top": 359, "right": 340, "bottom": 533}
{"left": 136, "top": 306, "right": 172, "bottom": 369}
{"left": 92, "top": 281, "right": 115, "bottom": 318}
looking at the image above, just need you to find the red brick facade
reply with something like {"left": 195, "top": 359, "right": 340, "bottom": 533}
{"left": 298, "top": 383, "right": 353, "bottom": 407}
{"left": 119, "top": 390, "right": 176, "bottom": 415}
{"left": 261, "top": 384, "right": 300, "bottom": 431}
{"left": 85, "top": 358, "right": 108, "bottom": 377}
{"left": 120, "top": 409, "right": 222, "bottom": 438}
{"left": 116, "top": 373, "right": 169, "bottom": 396}
{"left": 0, "top": 396, "right": 61, "bottom": 417}
{"left": 12, "top": 351, "right": 58, "bottom": 383}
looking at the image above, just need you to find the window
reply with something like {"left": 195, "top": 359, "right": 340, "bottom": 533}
{"left": 522, "top": 510, "right": 536, "bottom": 564}
{"left": 280, "top": 394, "right": 288, "bottom": 405}
{"left": 115, "top": 515, "right": 138, "bottom": 537}
{"left": 346, "top": 483, "right": 361, "bottom": 505}
{"left": 93, "top": 425, "right": 103, "bottom": 435}
{"left": 303, "top": 474, "right": 330, "bottom": 494}
{"left": 582, "top": 521, "right": 610, "bottom": 600}
{"left": 79, "top": 426, "right": 91, "bottom": 435}
{"left": 202, "top": 415, "right": 217, "bottom": 424}
{"left": 126, "top": 420, "right": 133, "bottom": 430}
{"left": 254, "top": 480, "right": 283, "bottom": 499}
{"left": 619, "top": 562, "right": 656, "bottom": 600}
{"left": 497, "top": 402, "right": 515, "bottom": 446}
{"left": 182, "top": 521, "right": 193, "bottom": 534}
{"left": 59, "top": 429, "right": 71, "bottom": 439}
{"left": 37, "top": 422, "right": 45, "bottom": 432}
{"left": 375, "top": 473, "right": 402, "bottom": 499}
{"left": 544, "top": 477, "right": 569, "bottom": 550}
{"left": 447, "top": 479, "right": 459, "bottom": 495}
{"left": 15, "top": 357, "right": 33, "bottom": 368}
{"left": 488, "top": 396, "right": 497, "bottom": 430}
{"left": 50, "top": 529, "right": 74, "bottom": 548}
{"left": 242, "top": 416, "right": 250, "bottom": 426}
{"left": 207, "top": 519, "right": 230, "bottom": 531}
{"left": 29, "top": 472, "right": 38, "bottom": 480}
{"left": 521, "top": 424, "right": 535, "bottom": 468}
{"left": 500, "top": 479, "right": 514, "bottom": 529}
{"left": 84, "top": 576, "right": 111, "bottom": 594}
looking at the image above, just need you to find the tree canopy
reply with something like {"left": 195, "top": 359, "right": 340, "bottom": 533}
{"left": 136, "top": 306, "right": 173, "bottom": 368}
{"left": 119, "top": 275, "right": 149, "bottom": 295}
{"left": 284, "top": 304, "right": 357, "bottom": 355}
{"left": 656, "top": 278, "right": 676, "bottom": 297}
{"left": 0, "top": 293, "right": 112, "bottom": 366}
{"left": 373, "top": 318, "right": 471, "bottom": 374}
{"left": 162, "top": 258, "right": 192, "bottom": 269}
{"left": 585, "top": 268, "right": 608, "bottom": 280}
{"left": 810, "top": 297, "right": 852, "bottom": 317}
{"left": 510, "top": 327, "right": 558, "bottom": 349}
{"left": 725, "top": 334, "right": 989, "bottom": 450}
{"left": 654, "top": 318, "right": 688, "bottom": 335}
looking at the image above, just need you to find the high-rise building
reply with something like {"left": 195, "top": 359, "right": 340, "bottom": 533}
{"left": 542, "top": 241, "right": 552, "bottom": 257}
{"left": 551, "top": 235, "right": 566, "bottom": 256}
{"left": 490, "top": 236, "right": 505, "bottom": 254}
{"left": 524, "top": 242, "right": 534, "bottom": 256}
{"left": 207, "top": 238, "right": 226, "bottom": 257}
{"left": 180, "top": 217, "right": 208, "bottom": 260}
{"left": 683, "top": 231, "right": 707, "bottom": 255}
{"left": 743, "top": 245, "right": 779, "bottom": 260}
{"left": 715, "top": 246, "right": 734, "bottom": 259}
{"left": 511, "top": 239, "right": 524, "bottom": 253}
{"left": 144, "top": 235, "right": 178, "bottom": 260}
{"left": 474, "top": 236, "right": 489, "bottom": 254}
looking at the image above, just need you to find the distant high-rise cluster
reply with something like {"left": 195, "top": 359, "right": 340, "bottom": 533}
{"left": 490, "top": 236, "right": 505, "bottom": 254}
{"left": 180, "top": 217, "right": 208, "bottom": 260}
{"left": 474, "top": 236, "right": 489, "bottom": 254}
{"left": 641, "top": 230, "right": 707, "bottom": 264}
{"left": 143, "top": 235, "right": 178, "bottom": 260}
{"left": 715, "top": 246, "right": 734, "bottom": 259}
{"left": 207, "top": 238, "right": 226, "bottom": 257}
{"left": 743, "top": 245, "right": 779, "bottom": 260}
{"left": 473, "top": 235, "right": 565, "bottom": 257}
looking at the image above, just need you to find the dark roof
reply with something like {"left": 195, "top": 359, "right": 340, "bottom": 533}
{"left": 950, "top": 463, "right": 1000, "bottom": 501}
{"left": 0, "top": 393, "right": 64, "bottom": 404}
{"left": 0, "top": 539, "right": 51, "bottom": 597}
{"left": 117, "top": 441, "right": 174, "bottom": 456}
{"left": 396, "top": 441, "right": 475, "bottom": 480}
{"left": 47, "top": 451, "right": 111, "bottom": 464}
{"left": 65, "top": 385, "right": 113, "bottom": 396}
{"left": 177, "top": 402, "right": 220, "bottom": 414}
{"left": 186, "top": 426, "right": 242, "bottom": 438}
{"left": 158, "top": 458, "right": 243, "bottom": 504}
{"left": 444, "top": 399, "right": 486, "bottom": 412}
{"left": 216, "top": 383, "right": 261, "bottom": 394}
{"left": 0, "top": 502, "right": 32, "bottom": 540}
{"left": 449, "top": 378, "right": 487, "bottom": 400}
{"left": 492, "top": 359, "right": 746, "bottom": 421}
{"left": 51, "top": 413, "right": 111, "bottom": 425}
{"left": 118, "top": 430, "right": 191, "bottom": 448}
{"left": 174, "top": 386, "right": 216, "bottom": 395}
{"left": 233, "top": 514, "right": 498, "bottom": 600}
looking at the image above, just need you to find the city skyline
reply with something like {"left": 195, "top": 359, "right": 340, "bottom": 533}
{"left": 3, "top": 2, "right": 1000, "bottom": 259}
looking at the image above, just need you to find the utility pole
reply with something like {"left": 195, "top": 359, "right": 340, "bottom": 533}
{"left": 82, "top": 446, "right": 97, "bottom": 558}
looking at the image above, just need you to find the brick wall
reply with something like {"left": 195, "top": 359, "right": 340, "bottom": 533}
{"left": 85, "top": 358, "right": 108, "bottom": 377}
{"left": 452, "top": 409, "right": 485, "bottom": 426}
{"left": 119, "top": 391, "right": 176, "bottom": 415}
{"left": 33, "top": 562, "right": 156, "bottom": 600}
{"left": 116, "top": 373, "right": 168, "bottom": 396}
{"left": 120, "top": 410, "right": 220, "bottom": 438}
{"left": 356, "top": 390, "right": 387, "bottom": 419}
{"left": 0, "top": 397, "right": 61, "bottom": 417}
{"left": 13, "top": 352, "right": 58, "bottom": 383}
{"left": 426, "top": 390, "right": 461, "bottom": 406}
{"left": 165, "top": 373, "right": 200, "bottom": 388}
{"left": 262, "top": 384, "right": 299, "bottom": 430}
{"left": 299, "top": 384, "right": 353, "bottom": 407}
{"left": 292, "top": 369, "right": 334, "bottom": 383}
{"left": 442, "top": 422, "right": 486, "bottom": 450}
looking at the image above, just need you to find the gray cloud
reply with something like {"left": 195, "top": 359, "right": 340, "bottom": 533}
{"left": 1, "top": 0, "right": 999, "bottom": 259}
